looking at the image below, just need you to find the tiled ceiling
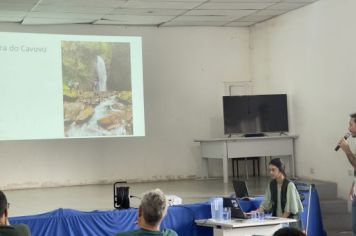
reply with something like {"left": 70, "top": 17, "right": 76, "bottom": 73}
{"left": 0, "top": 0, "right": 319, "bottom": 27}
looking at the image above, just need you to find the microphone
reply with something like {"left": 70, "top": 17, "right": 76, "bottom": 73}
{"left": 129, "top": 195, "right": 142, "bottom": 200}
{"left": 335, "top": 133, "right": 351, "bottom": 151}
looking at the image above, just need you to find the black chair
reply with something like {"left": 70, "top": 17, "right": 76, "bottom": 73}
{"left": 232, "top": 157, "right": 260, "bottom": 177}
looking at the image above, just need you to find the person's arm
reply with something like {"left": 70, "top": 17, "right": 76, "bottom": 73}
{"left": 283, "top": 183, "right": 303, "bottom": 218}
{"left": 282, "top": 212, "right": 290, "bottom": 218}
{"left": 339, "top": 138, "right": 356, "bottom": 169}
{"left": 258, "top": 185, "right": 271, "bottom": 212}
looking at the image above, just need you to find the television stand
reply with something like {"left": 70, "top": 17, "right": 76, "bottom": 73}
{"left": 243, "top": 133, "right": 265, "bottom": 138}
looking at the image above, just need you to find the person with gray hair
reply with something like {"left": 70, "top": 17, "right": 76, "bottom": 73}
{"left": 116, "top": 189, "right": 177, "bottom": 236}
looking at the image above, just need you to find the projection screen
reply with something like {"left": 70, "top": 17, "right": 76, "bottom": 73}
{"left": 0, "top": 32, "right": 144, "bottom": 140}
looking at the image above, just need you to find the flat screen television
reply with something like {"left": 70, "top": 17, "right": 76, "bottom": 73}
{"left": 223, "top": 94, "right": 288, "bottom": 135}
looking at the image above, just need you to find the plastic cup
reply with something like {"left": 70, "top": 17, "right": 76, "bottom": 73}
{"left": 257, "top": 211, "right": 265, "bottom": 220}
{"left": 265, "top": 210, "right": 272, "bottom": 218}
{"left": 251, "top": 211, "right": 257, "bottom": 221}
{"left": 210, "top": 197, "right": 223, "bottom": 220}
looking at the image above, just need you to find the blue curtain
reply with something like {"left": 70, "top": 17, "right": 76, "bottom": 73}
{"left": 10, "top": 187, "right": 325, "bottom": 236}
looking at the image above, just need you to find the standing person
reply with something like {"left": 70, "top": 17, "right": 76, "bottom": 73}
{"left": 256, "top": 158, "right": 303, "bottom": 228}
{"left": 0, "top": 190, "right": 31, "bottom": 236}
{"left": 337, "top": 113, "right": 356, "bottom": 236}
{"left": 116, "top": 189, "right": 178, "bottom": 236}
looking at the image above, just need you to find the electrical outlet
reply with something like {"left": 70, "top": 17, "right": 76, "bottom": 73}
{"left": 349, "top": 170, "right": 354, "bottom": 176}
{"left": 310, "top": 168, "right": 314, "bottom": 174}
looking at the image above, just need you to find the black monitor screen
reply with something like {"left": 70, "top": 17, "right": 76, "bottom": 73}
{"left": 223, "top": 94, "right": 288, "bottom": 135}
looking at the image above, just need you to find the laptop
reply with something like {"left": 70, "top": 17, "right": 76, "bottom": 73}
{"left": 233, "top": 180, "right": 250, "bottom": 199}
{"left": 223, "top": 197, "right": 247, "bottom": 219}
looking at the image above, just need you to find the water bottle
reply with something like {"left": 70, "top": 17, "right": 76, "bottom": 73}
{"left": 223, "top": 207, "right": 231, "bottom": 221}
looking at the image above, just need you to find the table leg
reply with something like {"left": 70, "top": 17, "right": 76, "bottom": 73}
{"left": 223, "top": 155, "right": 228, "bottom": 183}
{"left": 291, "top": 153, "right": 295, "bottom": 178}
{"left": 291, "top": 139, "right": 296, "bottom": 178}
{"left": 202, "top": 158, "right": 208, "bottom": 179}
{"left": 244, "top": 158, "right": 249, "bottom": 180}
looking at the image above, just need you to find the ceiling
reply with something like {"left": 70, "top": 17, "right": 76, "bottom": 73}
{"left": 0, "top": 0, "right": 319, "bottom": 27}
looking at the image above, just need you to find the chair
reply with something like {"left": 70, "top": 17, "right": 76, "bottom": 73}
{"left": 232, "top": 157, "right": 260, "bottom": 178}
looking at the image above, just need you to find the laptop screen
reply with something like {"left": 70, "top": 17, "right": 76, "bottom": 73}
{"left": 233, "top": 180, "right": 249, "bottom": 198}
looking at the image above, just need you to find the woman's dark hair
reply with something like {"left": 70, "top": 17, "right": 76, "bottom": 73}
{"left": 350, "top": 113, "right": 356, "bottom": 123}
{"left": 269, "top": 158, "right": 286, "bottom": 177}
{"left": 273, "top": 227, "right": 306, "bottom": 236}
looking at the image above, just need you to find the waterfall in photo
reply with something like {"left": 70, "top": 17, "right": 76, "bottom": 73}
{"left": 96, "top": 55, "right": 107, "bottom": 91}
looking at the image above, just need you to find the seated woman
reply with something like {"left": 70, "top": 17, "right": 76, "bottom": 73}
{"left": 256, "top": 158, "right": 303, "bottom": 228}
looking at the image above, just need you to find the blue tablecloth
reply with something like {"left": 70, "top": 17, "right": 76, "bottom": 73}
{"left": 10, "top": 185, "right": 326, "bottom": 236}
{"left": 297, "top": 184, "right": 327, "bottom": 236}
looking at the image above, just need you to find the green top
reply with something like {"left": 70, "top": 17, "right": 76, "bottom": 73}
{"left": 0, "top": 224, "right": 31, "bottom": 236}
{"left": 260, "top": 181, "right": 303, "bottom": 217}
{"left": 116, "top": 228, "right": 178, "bottom": 236}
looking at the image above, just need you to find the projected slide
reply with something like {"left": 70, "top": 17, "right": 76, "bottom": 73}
{"left": 0, "top": 32, "right": 144, "bottom": 140}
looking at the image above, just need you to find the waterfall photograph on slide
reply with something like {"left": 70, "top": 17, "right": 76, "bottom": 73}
{"left": 61, "top": 41, "right": 133, "bottom": 137}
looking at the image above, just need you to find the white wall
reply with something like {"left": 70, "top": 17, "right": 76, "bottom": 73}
{"left": 250, "top": 0, "right": 356, "bottom": 198}
{"left": 0, "top": 24, "right": 251, "bottom": 189}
